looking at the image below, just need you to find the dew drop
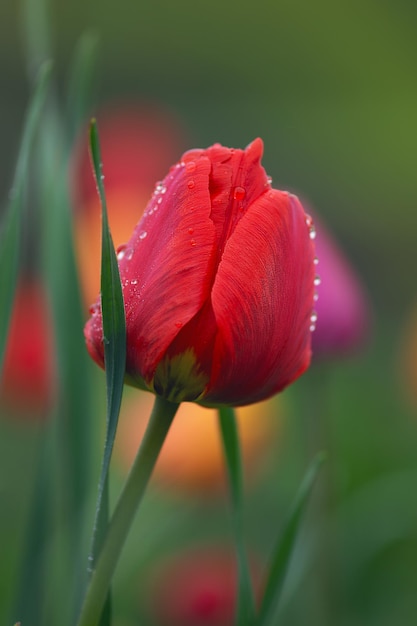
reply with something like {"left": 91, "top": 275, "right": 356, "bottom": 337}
{"left": 139, "top": 230, "right": 147, "bottom": 240}
{"left": 116, "top": 244, "right": 127, "bottom": 260}
{"left": 314, "top": 256, "right": 319, "bottom": 265}
{"left": 305, "top": 214, "right": 313, "bottom": 228}
{"left": 314, "top": 275, "right": 321, "bottom": 286}
{"left": 188, "top": 227, "right": 194, "bottom": 235}
{"left": 313, "top": 291, "right": 319, "bottom": 302}
{"left": 233, "top": 186, "right": 246, "bottom": 201}
{"left": 187, "top": 179, "right": 195, "bottom": 189}
{"left": 310, "top": 311, "right": 318, "bottom": 323}
{"left": 157, "top": 196, "right": 163, "bottom": 204}
{"left": 309, "top": 224, "right": 316, "bottom": 240}
{"left": 88, "top": 303, "right": 98, "bottom": 315}
{"left": 155, "top": 183, "right": 166, "bottom": 194}
{"left": 267, "top": 176, "right": 273, "bottom": 185}
{"left": 310, "top": 323, "right": 316, "bottom": 332}
{"left": 190, "top": 239, "right": 196, "bottom": 247}
{"left": 175, "top": 321, "right": 183, "bottom": 329}
{"left": 185, "top": 161, "right": 196, "bottom": 173}
{"left": 130, "top": 279, "right": 138, "bottom": 285}
{"left": 125, "top": 247, "right": 134, "bottom": 260}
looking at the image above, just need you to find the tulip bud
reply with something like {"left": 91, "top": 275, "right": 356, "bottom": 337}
{"left": 85, "top": 139, "right": 316, "bottom": 406}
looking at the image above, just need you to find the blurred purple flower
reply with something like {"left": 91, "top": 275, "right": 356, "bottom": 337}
{"left": 311, "top": 212, "right": 370, "bottom": 358}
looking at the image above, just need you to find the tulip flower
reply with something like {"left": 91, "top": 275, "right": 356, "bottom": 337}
{"left": 85, "top": 138, "right": 316, "bottom": 407}
{"left": 310, "top": 213, "right": 370, "bottom": 358}
{"left": 0, "top": 279, "right": 56, "bottom": 417}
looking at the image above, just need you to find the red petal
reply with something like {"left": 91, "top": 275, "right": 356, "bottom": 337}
{"left": 205, "top": 191, "right": 315, "bottom": 406}
{"left": 118, "top": 156, "right": 217, "bottom": 384}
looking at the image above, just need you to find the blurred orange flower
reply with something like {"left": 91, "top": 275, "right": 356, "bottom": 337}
{"left": 114, "top": 391, "right": 280, "bottom": 492}
{"left": 0, "top": 279, "right": 56, "bottom": 418}
{"left": 70, "top": 101, "right": 187, "bottom": 305}
{"left": 399, "top": 301, "right": 417, "bottom": 408}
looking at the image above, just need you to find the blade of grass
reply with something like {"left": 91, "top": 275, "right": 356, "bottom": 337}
{"left": 257, "top": 452, "right": 326, "bottom": 626}
{"left": 20, "top": 4, "right": 100, "bottom": 624}
{"left": 86, "top": 119, "right": 126, "bottom": 625}
{"left": 218, "top": 406, "right": 256, "bottom": 626}
{"left": 0, "top": 60, "right": 51, "bottom": 376}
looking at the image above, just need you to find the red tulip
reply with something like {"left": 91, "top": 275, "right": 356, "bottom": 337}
{"left": 85, "top": 138, "right": 316, "bottom": 406}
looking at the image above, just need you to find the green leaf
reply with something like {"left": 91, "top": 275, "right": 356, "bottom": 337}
{"left": 0, "top": 60, "right": 51, "bottom": 376}
{"left": 87, "top": 120, "right": 126, "bottom": 625}
{"left": 257, "top": 452, "right": 326, "bottom": 626}
{"left": 218, "top": 407, "right": 256, "bottom": 626}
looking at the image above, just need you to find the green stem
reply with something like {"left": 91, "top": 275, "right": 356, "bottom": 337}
{"left": 77, "top": 395, "right": 179, "bottom": 626}
{"left": 218, "top": 407, "right": 256, "bottom": 626}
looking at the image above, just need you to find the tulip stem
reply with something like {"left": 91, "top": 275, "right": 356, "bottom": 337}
{"left": 218, "top": 406, "right": 257, "bottom": 626}
{"left": 77, "top": 395, "right": 179, "bottom": 626}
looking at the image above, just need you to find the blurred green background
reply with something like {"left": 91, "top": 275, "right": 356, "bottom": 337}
{"left": 1, "top": 0, "right": 416, "bottom": 313}
{"left": 1, "top": 1, "right": 417, "bottom": 625}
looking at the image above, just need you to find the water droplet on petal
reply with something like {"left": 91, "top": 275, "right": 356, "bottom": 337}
{"left": 314, "top": 275, "right": 321, "bottom": 286}
{"left": 188, "top": 227, "right": 194, "bottom": 235}
{"left": 175, "top": 321, "right": 183, "bottom": 329}
{"left": 125, "top": 247, "right": 134, "bottom": 260}
{"left": 139, "top": 230, "right": 147, "bottom": 240}
{"left": 155, "top": 183, "right": 166, "bottom": 194}
{"left": 313, "top": 291, "right": 319, "bottom": 302}
{"left": 310, "top": 311, "right": 318, "bottom": 323}
{"left": 190, "top": 239, "right": 196, "bottom": 247}
{"left": 187, "top": 179, "right": 195, "bottom": 189}
{"left": 130, "top": 279, "right": 138, "bottom": 285}
{"left": 116, "top": 244, "right": 127, "bottom": 260}
{"left": 309, "top": 224, "right": 316, "bottom": 240}
{"left": 234, "top": 186, "right": 246, "bottom": 201}
{"left": 185, "top": 161, "right": 196, "bottom": 173}
{"left": 314, "top": 256, "right": 319, "bottom": 265}
{"left": 267, "top": 176, "right": 273, "bottom": 185}
{"left": 310, "top": 323, "right": 316, "bottom": 332}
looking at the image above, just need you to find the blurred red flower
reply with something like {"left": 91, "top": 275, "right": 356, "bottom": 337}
{"left": 0, "top": 279, "right": 55, "bottom": 418}
{"left": 85, "top": 138, "right": 316, "bottom": 406}
{"left": 146, "top": 547, "right": 259, "bottom": 626}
